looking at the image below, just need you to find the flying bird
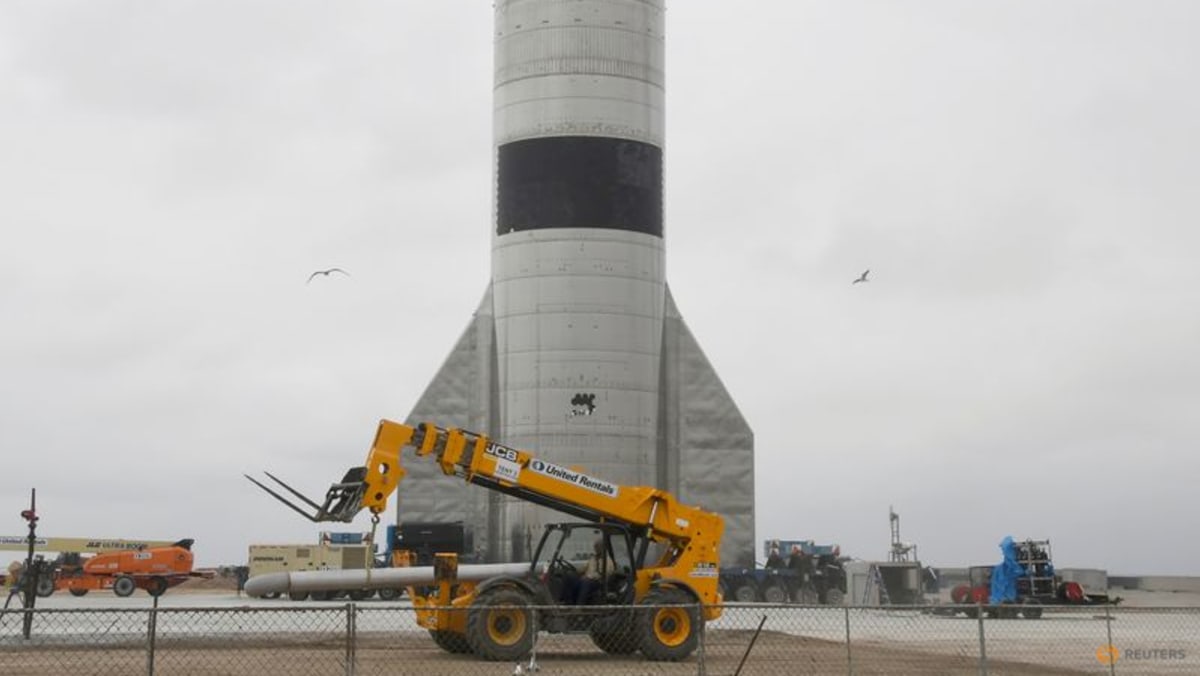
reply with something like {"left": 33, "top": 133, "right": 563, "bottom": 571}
{"left": 306, "top": 268, "right": 351, "bottom": 284}
{"left": 852, "top": 269, "right": 870, "bottom": 285}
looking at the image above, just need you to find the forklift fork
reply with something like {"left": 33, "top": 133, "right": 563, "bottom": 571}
{"left": 244, "top": 467, "right": 368, "bottom": 523}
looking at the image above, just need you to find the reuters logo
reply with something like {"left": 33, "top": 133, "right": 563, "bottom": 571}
{"left": 1096, "top": 644, "right": 1120, "bottom": 665}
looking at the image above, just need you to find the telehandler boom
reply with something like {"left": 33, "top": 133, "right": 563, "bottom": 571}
{"left": 248, "top": 420, "right": 724, "bottom": 661}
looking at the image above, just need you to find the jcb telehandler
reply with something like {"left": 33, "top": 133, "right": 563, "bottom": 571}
{"left": 248, "top": 420, "right": 724, "bottom": 661}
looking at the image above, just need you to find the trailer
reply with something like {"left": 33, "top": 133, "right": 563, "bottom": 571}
{"left": 718, "top": 539, "right": 848, "bottom": 604}
{"left": 940, "top": 538, "right": 1118, "bottom": 618}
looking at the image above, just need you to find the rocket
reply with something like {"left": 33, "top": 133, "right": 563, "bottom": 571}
{"left": 400, "top": 0, "right": 755, "bottom": 566}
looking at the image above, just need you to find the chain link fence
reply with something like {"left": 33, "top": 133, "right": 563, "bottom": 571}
{"left": 2, "top": 602, "right": 1197, "bottom": 675}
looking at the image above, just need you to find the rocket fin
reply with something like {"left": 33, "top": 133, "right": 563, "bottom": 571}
{"left": 660, "top": 285, "right": 756, "bottom": 567}
{"left": 398, "top": 285, "right": 498, "bottom": 559}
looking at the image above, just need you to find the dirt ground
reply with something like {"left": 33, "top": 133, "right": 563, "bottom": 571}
{"left": 175, "top": 573, "right": 240, "bottom": 592}
{"left": 0, "top": 629, "right": 1089, "bottom": 676}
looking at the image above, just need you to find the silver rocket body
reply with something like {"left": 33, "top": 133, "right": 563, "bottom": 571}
{"left": 401, "top": 0, "right": 755, "bottom": 566}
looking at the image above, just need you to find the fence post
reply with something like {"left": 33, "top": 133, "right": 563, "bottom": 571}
{"left": 345, "top": 603, "right": 356, "bottom": 676}
{"left": 697, "top": 604, "right": 706, "bottom": 676}
{"left": 146, "top": 597, "right": 158, "bottom": 676}
{"left": 976, "top": 608, "right": 988, "bottom": 676}
{"left": 844, "top": 606, "right": 853, "bottom": 676}
{"left": 1105, "top": 604, "right": 1116, "bottom": 676}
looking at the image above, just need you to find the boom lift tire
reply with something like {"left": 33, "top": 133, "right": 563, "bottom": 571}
{"left": 430, "top": 630, "right": 472, "bottom": 655}
{"left": 466, "top": 587, "right": 536, "bottom": 661}
{"left": 588, "top": 612, "right": 639, "bottom": 655}
{"left": 113, "top": 575, "right": 137, "bottom": 598}
{"left": 147, "top": 576, "right": 169, "bottom": 597}
{"left": 377, "top": 588, "right": 402, "bottom": 601}
{"left": 68, "top": 588, "right": 89, "bottom": 597}
{"left": 36, "top": 577, "right": 55, "bottom": 597}
{"left": 637, "top": 587, "right": 699, "bottom": 661}
{"left": 288, "top": 590, "right": 309, "bottom": 601}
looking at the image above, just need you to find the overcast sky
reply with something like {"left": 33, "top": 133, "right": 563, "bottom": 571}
{"left": 2, "top": 1, "right": 1197, "bottom": 575}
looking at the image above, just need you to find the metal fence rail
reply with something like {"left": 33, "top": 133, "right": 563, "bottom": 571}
{"left": 2, "top": 603, "right": 1197, "bottom": 675}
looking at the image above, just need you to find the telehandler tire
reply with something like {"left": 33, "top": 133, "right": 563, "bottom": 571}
{"left": 466, "top": 587, "right": 535, "bottom": 661}
{"left": 430, "top": 630, "right": 472, "bottom": 654}
{"left": 637, "top": 587, "right": 700, "bottom": 661}
{"left": 113, "top": 575, "right": 137, "bottom": 598}
{"left": 588, "top": 614, "right": 643, "bottom": 657}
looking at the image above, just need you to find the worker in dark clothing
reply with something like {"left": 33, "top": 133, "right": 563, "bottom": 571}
{"left": 765, "top": 545, "right": 784, "bottom": 569}
{"left": 787, "top": 545, "right": 813, "bottom": 576}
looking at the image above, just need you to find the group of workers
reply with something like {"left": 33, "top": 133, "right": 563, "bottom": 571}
{"left": 764, "top": 541, "right": 815, "bottom": 574}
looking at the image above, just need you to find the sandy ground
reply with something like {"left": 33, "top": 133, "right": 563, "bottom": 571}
{"left": 3, "top": 584, "right": 1197, "bottom": 674}
{"left": 0, "top": 629, "right": 1094, "bottom": 676}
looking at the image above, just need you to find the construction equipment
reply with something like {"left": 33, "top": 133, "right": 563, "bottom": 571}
{"left": 945, "top": 537, "right": 1119, "bottom": 619}
{"left": 1, "top": 535, "right": 187, "bottom": 598}
{"left": 247, "top": 420, "right": 724, "bottom": 661}
{"left": 718, "top": 539, "right": 847, "bottom": 604}
{"left": 44, "top": 539, "right": 201, "bottom": 598}
{"left": 248, "top": 534, "right": 376, "bottom": 601}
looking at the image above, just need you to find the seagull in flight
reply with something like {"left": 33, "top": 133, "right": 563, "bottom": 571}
{"left": 307, "top": 268, "right": 351, "bottom": 284}
{"left": 852, "top": 269, "right": 870, "bottom": 285}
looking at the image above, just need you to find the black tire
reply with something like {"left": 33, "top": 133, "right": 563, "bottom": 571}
{"left": 466, "top": 587, "right": 535, "bottom": 661}
{"left": 309, "top": 590, "right": 333, "bottom": 601}
{"left": 113, "top": 575, "right": 137, "bottom": 598}
{"left": 824, "top": 588, "right": 845, "bottom": 606}
{"left": 963, "top": 605, "right": 980, "bottom": 619}
{"left": 288, "top": 590, "right": 309, "bottom": 601}
{"left": 147, "top": 577, "right": 169, "bottom": 598}
{"left": 638, "top": 587, "right": 700, "bottom": 661}
{"left": 378, "top": 588, "right": 402, "bottom": 601}
{"left": 68, "top": 587, "right": 89, "bottom": 597}
{"left": 762, "top": 582, "right": 788, "bottom": 604}
{"left": 792, "top": 584, "right": 820, "bottom": 605}
{"left": 348, "top": 589, "right": 372, "bottom": 601}
{"left": 588, "top": 612, "right": 639, "bottom": 655}
{"left": 36, "top": 576, "right": 55, "bottom": 597}
{"left": 430, "top": 630, "right": 473, "bottom": 654}
{"left": 1021, "top": 600, "right": 1043, "bottom": 620}
{"left": 731, "top": 582, "right": 759, "bottom": 603}
{"left": 263, "top": 592, "right": 282, "bottom": 600}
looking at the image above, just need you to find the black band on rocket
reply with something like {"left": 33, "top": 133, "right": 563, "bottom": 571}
{"left": 496, "top": 136, "right": 663, "bottom": 237}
